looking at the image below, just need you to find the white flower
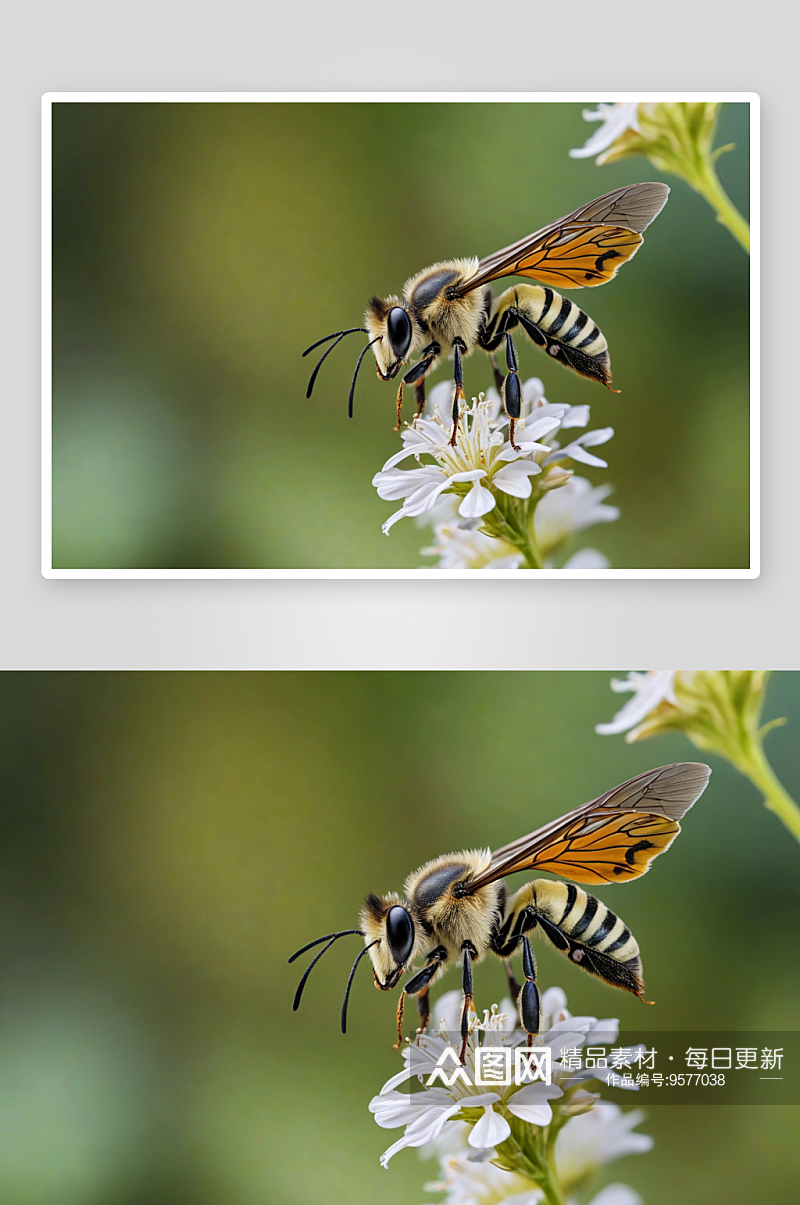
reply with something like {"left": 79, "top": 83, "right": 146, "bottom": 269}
{"left": 421, "top": 519, "right": 524, "bottom": 570}
{"left": 569, "top": 102, "right": 641, "bottom": 160}
{"left": 425, "top": 1152, "right": 641, "bottom": 1205}
{"left": 595, "top": 671, "right": 679, "bottom": 736}
{"left": 534, "top": 477, "right": 620, "bottom": 557}
{"left": 370, "top": 991, "right": 565, "bottom": 1167}
{"left": 369, "top": 985, "right": 650, "bottom": 1170}
{"left": 398, "top": 988, "right": 653, "bottom": 1204}
{"left": 423, "top": 479, "right": 616, "bottom": 570}
{"left": 373, "top": 376, "right": 614, "bottom": 537}
{"left": 554, "top": 1102, "right": 653, "bottom": 1189}
{"left": 373, "top": 386, "right": 558, "bottom": 536}
{"left": 425, "top": 1151, "right": 544, "bottom": 1204}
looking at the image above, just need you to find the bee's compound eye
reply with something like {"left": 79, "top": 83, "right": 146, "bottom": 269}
{"left": 386, "top": 905, "right": 414, "bottom": 964}
{"left": 387, "top": 307, "right": 412, "bottom": 359}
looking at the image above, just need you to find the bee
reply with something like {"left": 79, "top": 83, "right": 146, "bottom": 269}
{"left": 302, "top": 182, "right": 669, "bottom": 449}
{"left": 290, "top": 762, "right": 709, "bottom": 1061}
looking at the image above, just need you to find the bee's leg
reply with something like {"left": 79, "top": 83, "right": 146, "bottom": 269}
{"left": 415, "top": 985, "right": 431, "bottom": 1034}
{"left": 401, "top": 347, "right": 438, "bottom": 428}
{"left": 403, "top": 946, "right": 448, "bottom": 997}
{"left": 504, "top": 958, "right": 522, "bottom": 1002}
{"left": 502, "top": 331, "right": 522, "bottom": 452}
{"left": 402, "top": 358, "right": 434, "bottom": 388}
{"left": 477, "top": 305, "right": 504, "bottom": 358}
{"left": 413, "top": 381, "right": 426, "bottom": 421}
{"left": 394, "top": 990, "right": 406, "bottom": 1048}
{"left": 398, "top": 949, "right": 446, "bottom": 1051}
{"left": 519, "top": 934, "right": 541, "bottom": 1048}
{"left": 492, "top": 904, "right": 535, "bottom": 1027}
{"left": 394, "top": 380, "right": 405, "bottom": 431}
{"left": 458, "top": 941, "right": 477, "bottom": 1064}
{"left": 449, "top": 339, "right": 467, "bottom": 447}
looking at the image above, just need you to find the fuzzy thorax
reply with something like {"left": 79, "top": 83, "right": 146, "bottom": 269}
{"left": 403, "top": 258, "right": 484, "bottom": 355}
{"left": 404, "top": 848, "right": 501, "bottom": 961}
{"left": 364, "top": 257, "right": 486, "bottom": 380}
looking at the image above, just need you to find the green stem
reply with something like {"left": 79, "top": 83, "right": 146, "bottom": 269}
{"left": 691, "top": 157, "right": 750, "bottom": 254}
{"left": 528, "top": 1131, "right": 567, "bottom": 1205}
{"left": 497, "top": 1114, "right": 567, "bottom": 1205}
{"left": 516, "top": 493, "right": 543, "bottom": 569}
{"left": 537, "top": 1167, "right": 567, "bottom": 1205}
{"left": 740, "top": 738, "right": 800, "bottom": 845}
{"left": 519, "top": 526, "right": 543, "bottom": 570}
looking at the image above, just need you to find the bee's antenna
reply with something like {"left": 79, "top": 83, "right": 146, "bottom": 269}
{"left": 302, "top": 328, "right": 368, "bottom": 358}
{"left": 288, "top": 929, "right": 363, "bottom": 964}
{"left": 341, "top": 939, "right": 380, "bottom": 1034}
{"left": 303, "top": 330, "right": 371, "bottom": 400}
{"left": 349, "top": 337, "right": 382, "bottom": 418}
{"left": 290, "top": 930, "right": 365, "bottom": 1013}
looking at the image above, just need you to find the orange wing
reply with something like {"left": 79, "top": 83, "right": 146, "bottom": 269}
{"left": 459, "top": 181, "right": 669, "bottom": 294}
{"left": 496, "top": 810, "right": 681, "bottom": 886}
{"left": 466, "top": 762, "right": 709, "bottom": 891}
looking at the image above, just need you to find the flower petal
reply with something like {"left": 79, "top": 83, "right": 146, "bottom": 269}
{"left": 379, "top": 1134, "right": 414, "bottom": 1168}
{"left": 496, "top": 442, "right": 551, "bottom": 463}
{"left": 459, "top": 480, "right": 496, "bottom": 518}
{"left": 370, "top": 1087, "right": 453, "bottom": 1127}
{"left": 426, "top": 380, "right": 453, "bottom": 416}
{"left": 492, "top": 461, "right": 542, "bottom": 498}
{"left": 540, "top": 986, "right": 568, "bottom": 1019}
{"left": 449, "top": 469, "right": 488, "bottom": 484}
{"left": 518, "top": 415, "right": 562, "bottom": 443}
{"left": 521, "top": 377, "right": 547, "bottom": 406}
{"left": 568, "top": 102, "right": 640, "bottom": 159}
{"left": 430, "top": 991, "right": 469, "bottom": 1034}
{"left": 587, "top": 1185, "right": 643, "bottom": 1205}
{"left": 595, "top": 671, "right": 677, "bottom": 735}
{"left": 557, "top": 445, "right": 608, "bottom": 469}
{"left": 583, "top": 1018, "right": 620, "bottom": 1045}
{"left": 506, "top": 1103, "right": 555, "bottom": 1128}
{"left": 508, "top": 1081, "right": 563, "bottom": 1125}
{"left": 562, "top": 548, "right": 611, "bottom": 569}
{"left": 468, "top": 1103, "right": 511, "bottom": 1149}
{"left": 382, "top": 507, "right": 409, "bottom": 535}
{"left": 579, "top": 427, "right": 615, "bottom": 447}
{"left": 559, "top": 404, "right": 590, "bottom": 430}
{"left": 379, "top": 442, "right": 431, "bottom": 472}
{"left": 407, "top": 1100, "right": 465, "bottom": 1146}
{"left": 373, "top": 465, "right": 445, "bottom": 501}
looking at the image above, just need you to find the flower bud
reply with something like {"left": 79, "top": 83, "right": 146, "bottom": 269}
{"left": 539, "top": 468, "right": 574, "bottom": 493}
{"left": 560, "top": 1090, "right": 600, "bottom": 1117}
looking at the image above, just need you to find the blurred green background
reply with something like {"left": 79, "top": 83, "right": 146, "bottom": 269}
{"left": 0, "top": 670, "right": 796, "bottom": 1205}
{"left": 51, "top": 102, "right": 750, "bottom": 569}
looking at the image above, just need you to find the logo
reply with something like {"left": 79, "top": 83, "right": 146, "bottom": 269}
{"left": 426, "top": 1045, "right": 552, "bottom": 1088}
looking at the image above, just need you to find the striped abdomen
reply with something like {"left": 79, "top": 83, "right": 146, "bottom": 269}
{"left": 503, "top": 878, "right": 644, "bottom": 998}
{"left": 493, "top": 284, "right": 612, "bottom": 387}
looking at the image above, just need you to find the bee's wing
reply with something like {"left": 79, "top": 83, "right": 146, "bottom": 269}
{"left": 467, "top": 762, "right": 710, "bottom": 890}
{"left": 458, "top": 182, "right": 670, "bottom": 293}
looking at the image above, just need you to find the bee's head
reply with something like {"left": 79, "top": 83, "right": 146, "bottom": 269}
{"left": 359, "top": 891, "right": 418, "bottom": 987}
{"left": 364, "top": 296, "right": 418, "bottom": 380}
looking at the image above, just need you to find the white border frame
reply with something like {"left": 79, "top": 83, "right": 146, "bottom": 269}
{"left": 41, "top": 91, "right": 759, "bottom": 580}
